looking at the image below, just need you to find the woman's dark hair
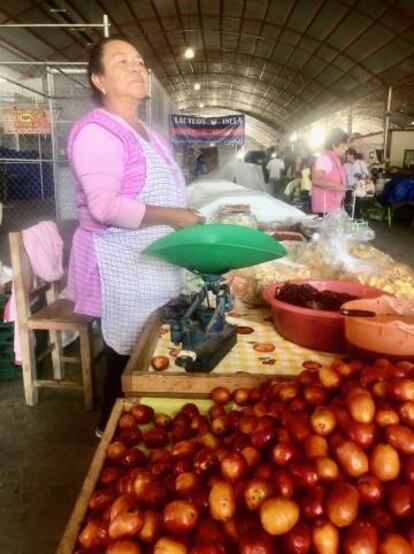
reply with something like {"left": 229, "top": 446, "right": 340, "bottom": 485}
{"left": 88, "top": 36, "right": 135, "bottom": 105}
{"left": 346, "top": 147, "right": 357, "bottom": 158}
{"left": 324, "top": 128, "right": 348, "bottom": 151}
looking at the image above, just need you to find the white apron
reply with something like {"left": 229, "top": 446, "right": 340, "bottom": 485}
{"left": 94, "top": 129, "right": 186, "bottom": 354}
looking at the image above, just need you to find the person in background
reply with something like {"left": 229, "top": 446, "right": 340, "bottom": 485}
{"left": 311, "top": 128, "right": 348, "bottom": 214}
{"left": 67, "top": 37, "right": 204, "bottom": 434}
{"left": 286, "top": 154, "right": 303, "bottom": 179}
{"left": 266, "top": 151, "right": 285, "bottom": 195}
{"left": 344, "top": 148, "right": 370, "bottom": 189}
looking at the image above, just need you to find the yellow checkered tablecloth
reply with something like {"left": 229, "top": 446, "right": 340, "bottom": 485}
{"left": 147, "top": 300, "right": 339, "bottom": 377}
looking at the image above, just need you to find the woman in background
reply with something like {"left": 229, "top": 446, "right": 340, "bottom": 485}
{"left": 311, "top": 128, "right": 348, "bottom": 214}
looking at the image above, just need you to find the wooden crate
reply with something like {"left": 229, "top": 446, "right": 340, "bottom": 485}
{"left": 56, "top": 392, "right": 230, "bottom": 553}
{"left": 56, "top": 398, "right": 130, "bottom": 554}
{"left": 122, "top": 310, "right": 282, "bottom": 397}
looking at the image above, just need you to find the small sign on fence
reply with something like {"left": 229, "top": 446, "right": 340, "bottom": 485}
{"left": 0, "top": 106, "right": 50, "bottom": 135}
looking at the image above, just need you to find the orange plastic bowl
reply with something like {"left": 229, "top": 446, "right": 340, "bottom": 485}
{"left": 342, "top": 297, "right": 414, "bottom": 363}
{"left": 263, "top": 279, "right": 389, "bottom": 353}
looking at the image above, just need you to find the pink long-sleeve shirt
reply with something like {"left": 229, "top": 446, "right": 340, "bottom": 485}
{"left": 66, "top": 108, "right": 173, "bottom": 317}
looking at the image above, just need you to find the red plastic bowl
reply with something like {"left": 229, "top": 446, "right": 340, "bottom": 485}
{"left": 263, "top": 279, "right": 389, "bottom": 353}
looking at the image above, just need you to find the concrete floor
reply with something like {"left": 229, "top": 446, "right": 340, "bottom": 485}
{"left": 0, "top": 218, "right": 413, "bottom": 554}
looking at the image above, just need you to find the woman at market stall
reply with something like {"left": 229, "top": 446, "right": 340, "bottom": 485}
{"left": 311, "top": 128, "right": 348, "bottom": 214}
{"left": 67, "top": 37, "right": 204, "bottom": 433}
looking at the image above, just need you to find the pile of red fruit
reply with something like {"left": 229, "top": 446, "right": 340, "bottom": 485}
{"left": 76, "top": 357, "right": 414, "bottom": 554}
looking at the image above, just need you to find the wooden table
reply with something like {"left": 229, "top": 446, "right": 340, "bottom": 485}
{"left": 122, "top": 304, "right": 337, "bottom": 397}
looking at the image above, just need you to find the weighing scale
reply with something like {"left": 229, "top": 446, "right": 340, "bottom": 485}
{"left": 144, "top": 224, "right": 286, "bottom": 372}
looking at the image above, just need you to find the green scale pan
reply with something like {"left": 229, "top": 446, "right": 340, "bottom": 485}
{"left": 144, "top": 223, "right": 286, "bottom": 275}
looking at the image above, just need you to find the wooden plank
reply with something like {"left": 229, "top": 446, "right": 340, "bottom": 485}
{"left": 34, "top": 379, "right": 83, "bottom": 390}
{"left": 122, "top": 308, "right": 163, "bottom": 391}
{"left": 56, "top": 398, "right": 126, "bottom": 554}
{"left": 122, "top": 309, "right": 288, "bottom": 396}
{"left": 124, "top": 371, "right": 283, "bottom": 398}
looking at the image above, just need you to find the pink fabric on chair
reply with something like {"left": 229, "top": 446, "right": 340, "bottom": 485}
{"left": 5, "top": 220, "right": 65, "bottom": 364}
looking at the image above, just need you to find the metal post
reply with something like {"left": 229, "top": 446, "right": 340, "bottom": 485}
{"left": 46, "top": 67, "right": 59, "bottom": 219}
{"left": 347, "top": 105, "right": 353, "bottom": 139}
{"left": 147, "top": 69, "right": 152, "bottom": 127}
{"left": 384, "top": 85, "right": 392, "bottom": 167}
{"left": 103, "top": 14, "right": 110, "bottom": 38}
{"left": 38, "top": 134, "right": 44, "bottom": 200}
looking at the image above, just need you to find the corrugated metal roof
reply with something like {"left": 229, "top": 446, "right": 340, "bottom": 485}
{"left": 0, "top": 0, "right": 413, "bottom": 136}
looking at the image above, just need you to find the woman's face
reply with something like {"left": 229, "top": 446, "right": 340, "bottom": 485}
{"left": 92, "top": 40, "right": 148, "bottom": 103}
{"left": 333, "top": 142, "right": 348, "bottom": 157}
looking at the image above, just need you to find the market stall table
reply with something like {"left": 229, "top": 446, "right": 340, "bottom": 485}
{"left": 122, "top": 300, "right": 338, "bottom": 397}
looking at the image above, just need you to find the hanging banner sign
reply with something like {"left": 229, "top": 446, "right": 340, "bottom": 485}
{"left": 0, "top": 106, "right": 50, "bottom": 135}
{"left": 170, "top": 114, "right": 245, "bottom": 145}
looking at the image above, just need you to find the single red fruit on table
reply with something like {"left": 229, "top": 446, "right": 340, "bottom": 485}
{"left": 315, "top": 457, "right": 339, "bottom": 483}
{"left": 273, "top": 470, "right": 295, "bottom": 498}
{"left": 326, "top": 482, "right": 359, "bottom": 528}
{"left": 346, "top": 421, "right": 376, "bottom": 449}
{"left": 260, "top": 496, "right": 300, "bottom": 536}
{"left": 153, "top": 536, "right": 187, "bottom": 553}
{"left": 220, "top": 451, "right": 247, "bottom": 483}
{"left": 271, "top": 443, "right": 296, "bottom": 466}
{"left": 193, "top": 448, "right": 218, "bottom": 476}
{"left": 208, "top": 481, "right": 235, "bottom": 522}
{"left": 78, "top": 520, "right": 107, "bottom": 549}
{"left": 239, "top": 529, "right": 274, "bottom": 554}
{"left": 335, "top": 440, "right": 369, "bottom": 478}
{"left": 244, "top": 477, "right": 274, "bottom": 511}
{"left": 233, "top": 388, "right": 251, "bottom": 406}
{"left": 289, "top": 460, "right": 318, "bottom": 489}
{"left": 310, "top": 408, "right": 336, "bottom": 436}
{"left": 304, "top": 435, "right": 329, "bottom": 459}
{"left": 357, "top": 475, "right": 384, "bottom": 506}
{"left": 343, "top": 520, "right": 378, "bottom": 554}
{"left": 162, "top": 500, "right": 199, "bottom": 534}
{"left": 210, "top": 386, "right": 231, "bottom": 404}
{"left": 302, "top": 485, "right": 326, "bottom": 521}
{"left": 107, "top": 441, "right": 127, "bottom": 464}
{"left": 109, "top": 508, "right": 144, "bottom": 539}
{"left": 118, "top": 414, "right": 137, "bottom": 430}
{"left": 138, "top": 510, "right": 162, "bottom": 544}
{"left": 385, "top": 424, "right": 414, "bottom": 455}
{"left": 131, "top": 404, "right": 154, "bottom": 424}
{"left": 121, "top": 448, "right": 146, "bottom": 468}
{"left": 367, "top": 507, "right": 395, "bottom": 534}
{"left": 282, "top": 520, "right": 311, "bottom": 554}
{"left": 388, "top": 484, "right": 414, "bottom": 519}
{"left": 143, "top": 427, "right": 169, "bottom": 449}
{"left": 378, "top": 533, "right": 414, "bottom": 554}
{"left": 106, "top": 540, "right": 142, "bottom": 554}
{"left": 253, "top": 342, "right": 275, "bottom": 353}
{"left": 151, "top": 356, "right": 170, "bottom": 371}
{"left": 370, "top": 444, "right": 400, "bottom": 482}
{"left": 312, "top": 520, "right": 339, "bottom": 554}
{"left": 236, "top": 326, "right": 255, "bottom": 335}
{"left": 347, "top": 391, "right": 375, "bottom": 424}
{"left": 100, "top": 466, "right": 123, "bottom": 488}
{"left": 88, "top": 489, "right": 116, "bottom": 512}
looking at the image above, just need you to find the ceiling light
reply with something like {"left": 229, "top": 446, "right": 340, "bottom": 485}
{"left": 209, "top": 142, "right": 215, "bottom": 147}
{"left": 184, "top": 47, "right": 195, "bottom": 59}
{"left": 199, "top": 103, "right": 204, "bottom": 108}
{"left": 194, "top": 83, "right": 201, "bottom": 91}
{"left": 411, "top": 121, "right": 414, "bottom": 125}
{"left": 49, "top": 8, "right": 67, "bottom": 12}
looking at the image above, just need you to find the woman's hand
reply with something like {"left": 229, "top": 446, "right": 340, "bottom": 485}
{"left": 170, "top": 208, "right": 205, "bottom": 229}
{"left": 142, "top": 206, "right": 205, "bottom": 228}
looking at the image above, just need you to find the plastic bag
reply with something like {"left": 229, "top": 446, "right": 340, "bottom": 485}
{"left": 307, "top": 209, "right": 377, "bottom": 276}
{"left": 226, "top": 259, "right": 313, "bottom": 306}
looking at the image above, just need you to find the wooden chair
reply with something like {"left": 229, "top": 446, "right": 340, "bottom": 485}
{"left": 9, "top": 231, "right": 98, "bottom": 410}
